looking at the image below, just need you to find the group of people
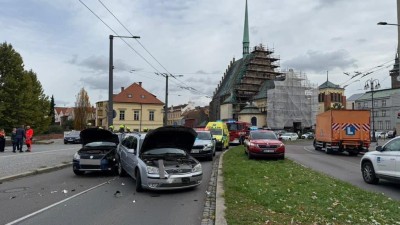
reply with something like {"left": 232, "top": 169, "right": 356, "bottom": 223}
{"left": 0, "top": 125, "right": 34, "bottom": 153}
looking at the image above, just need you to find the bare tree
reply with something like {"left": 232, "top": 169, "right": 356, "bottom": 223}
{"left": 74, "top": 88, "right": 91, "bottom": 130}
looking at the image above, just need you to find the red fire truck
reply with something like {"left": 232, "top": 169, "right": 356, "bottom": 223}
{"left": 225, "top": 120, "right": 251, "bottom": 145}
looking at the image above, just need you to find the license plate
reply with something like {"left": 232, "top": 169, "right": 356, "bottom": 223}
{"left": 263, "top": 149, "right": 275, "bottom": 153}
{"left": 191, "top": 149, "right": 200, "bottom": 153}
{"left": 182, "top": 177, "right": 190, "bottom": 183}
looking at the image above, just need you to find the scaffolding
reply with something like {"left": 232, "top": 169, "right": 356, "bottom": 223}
{"left": 267, "top": 69, "right": 318, "bottom": 130}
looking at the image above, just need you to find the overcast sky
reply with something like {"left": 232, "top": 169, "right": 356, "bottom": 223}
{"left": 1, "top": 0, "right": 398, "bottom": 107}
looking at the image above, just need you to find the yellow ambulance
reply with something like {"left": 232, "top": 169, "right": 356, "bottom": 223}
{"left": 206, "top": 121, "right": 229, "bottom": 151}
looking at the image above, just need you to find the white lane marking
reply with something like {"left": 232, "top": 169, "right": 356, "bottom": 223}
{"left": 5, "top": 178, "right": 116, "bottom": 225}
{"left": 0, "top": 148, "right": 78, "bottom": 158}
{"left": 303, "top": 146, "right": 317, "bottom": 153}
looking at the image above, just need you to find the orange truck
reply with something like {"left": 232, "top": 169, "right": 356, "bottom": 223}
{"left": 313, "top": 110, "right": 370, "bottom": 155}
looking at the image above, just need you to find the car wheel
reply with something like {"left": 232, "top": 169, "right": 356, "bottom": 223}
{"left": 117, "top": 161, "right": 127, "bottom": 177}
{"left": 64, "top": 141, "right": 67, "bottom": 144}
{"left": 135, "top": 170, "right": 144, "bottom": 192}
{"left": 280, "top": 154, "right": 285, "bottom": 160}
{"left": 207, "top": 154, "right": 213, "bottom": 161}
{"left": 362, "top": 161, "right": 379, "bottom": 184}
{"left": 73, "top": 169, "right": 84, "bottom": 176}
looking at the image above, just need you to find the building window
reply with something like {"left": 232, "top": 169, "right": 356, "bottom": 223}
{"left": 382, "top": 100, "right": 386, "bottom": 107}
{"left": 373, "top": 111, "right": 378, "bottom": 117}
{"left": 373, "top": 100, "right": 378, "bottom": 107}
{"left": 149, "top": 111, "right": 155, "bottom": 121}
{"left": 378, "top": 121, "right": 383, "bottom": 130}
{"left": 134, "top": 110, "right": 140, "bottom": 121}
{"left": 382, "top": 110, "right": 386, "bottom": 117}
{"left": 357, "top": 102, "right": 361, "bottom": 109}
{"left": 119, "top": 110, "right": 125, "bottom": 120}
{"left": 363, "top": 102, "right": 368, "bottom": 108}
{"left": 386, "top": 121, "right": 391, "bottom": 130}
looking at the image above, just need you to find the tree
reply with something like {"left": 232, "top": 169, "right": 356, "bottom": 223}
{"left": 0, "top": 42, "right": 51, "bottom": 133}
{"left": 50, "top": 95, "right": 55, "bottom": 124}
{"left": 74, "top": 88, "right": 92, "bottom": 130}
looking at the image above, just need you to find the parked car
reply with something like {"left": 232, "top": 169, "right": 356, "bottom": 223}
{"left": 360, "top": 136, "right": 400, "bottom": 184}
{"left": 116, "top": 126, "right": 203, "bottom": 192}
{"left": 378, "top": 131, "right": 387, "bottom": 139}
{"left": 190, "top": 130, "right": 216, "bottom": 161}
{"left": 72, "top": 128, "right": 119, "bottom": 175}
{"left": 280, "top": 132, "right": 298, "bottom": 141}
{"left": 64, "top": 130, "right": 81, "bottom": 144}
{"left": 244, "top": 130, "right": 285, "bottom": 160}
{"left": 301, "top": 132, "right": 314, "bottom": 139}
{"left": 387, "top": 130, "right": 395, "bottom": 138}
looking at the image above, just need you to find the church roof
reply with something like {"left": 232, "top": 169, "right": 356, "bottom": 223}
{"left": 239, "top": 103, "right": 262, "bottom": 114}
{"left": 253, "top": 80, "right": 276, "bottom": 100}
{"left": 319, "top": 80, "right": 343, "bottom": 89}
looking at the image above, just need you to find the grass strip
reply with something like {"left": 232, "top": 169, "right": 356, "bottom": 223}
{"left": 223, "top": 145, "right": 400, "bottom": 225}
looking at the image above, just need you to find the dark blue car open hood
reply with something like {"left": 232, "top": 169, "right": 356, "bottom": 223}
{"left": 80, "top": 128, "right": 119, "bottom": 146}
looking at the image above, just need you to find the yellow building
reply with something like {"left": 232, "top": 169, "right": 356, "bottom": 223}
{"left": 318, "top": 78, "right": 346, "bottom": 114}
{"left": 96, "top": 82, "right": 164, "bottom": 132}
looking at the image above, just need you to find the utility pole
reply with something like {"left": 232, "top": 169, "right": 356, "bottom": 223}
{"left": 108, "top": 35, "right": 140, "bottom": 128}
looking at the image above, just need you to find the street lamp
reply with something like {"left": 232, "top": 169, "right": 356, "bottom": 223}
{"left": 108, "top": 35, "right": 140, "bottom": 128}
{"left": 377, "top": 21, "right": 400, "bottom": 86}
{"left": 364, "top": 78, "right": 381, "bottom": 142}
{"left": 155, "top": 73, "right": 184, "bottom": 126}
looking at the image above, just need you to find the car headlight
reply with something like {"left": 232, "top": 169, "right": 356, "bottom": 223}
{"left": 73, "top": 152, "right": 80, "bottom": 160}
{"left": 192, "top": 163, "right": 202, "bottom": 173}
{"left": 146, "top": 166, "right": 159, "bottom": 174}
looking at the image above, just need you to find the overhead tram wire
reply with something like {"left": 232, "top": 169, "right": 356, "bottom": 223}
{"left": 98, "top": 0, "right": 209, "bottom": 96}
{"left": 78, "top": 0, "right": 164, "bottom": 75}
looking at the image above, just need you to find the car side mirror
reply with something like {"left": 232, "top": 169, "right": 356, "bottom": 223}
{"left": 375, "top": 146, "right": 383, "bottom": 152}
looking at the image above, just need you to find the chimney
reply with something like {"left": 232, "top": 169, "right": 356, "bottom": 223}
{"left": 139, "top": 82, "right": 142, "bottom": 87}
{"left": 121, "top": 87, "right": 124, "bottom": 92}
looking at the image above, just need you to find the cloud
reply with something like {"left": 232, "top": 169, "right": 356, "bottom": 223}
{"left": 79, "top": 74, "right": 132, "bottom": 91}
{"left": 69, "top": 55, "right": 131, "bottom": 74}
{"left": 282, "top": 49, "right": 357, "bottom": 73}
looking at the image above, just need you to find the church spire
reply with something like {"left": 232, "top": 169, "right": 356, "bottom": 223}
{"left": 243, "top": 0, "right": 249, "bottom": 57}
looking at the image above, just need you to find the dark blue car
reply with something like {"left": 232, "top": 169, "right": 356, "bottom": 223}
{"left": 72, "top": 128, "right": 119, "bottom": 175}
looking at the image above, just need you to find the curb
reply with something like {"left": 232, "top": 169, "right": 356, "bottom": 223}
{"left": 0, "top": 162, "right": 72, "bottom": 183}
{"left": 215, "top": 150, "right": 227, "bottom": 225}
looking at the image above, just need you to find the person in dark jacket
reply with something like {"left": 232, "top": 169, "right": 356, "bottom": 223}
{"left": 15, "top": 125, "right": 25, "bottom": 153}
{"left": 0, "top": 128, "right": 5, "bottom": 152}
{"left": 11, "top": 128, "right": 17, "bottom": 153}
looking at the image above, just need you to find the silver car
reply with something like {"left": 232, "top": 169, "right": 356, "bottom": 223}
{"left": 116, "top": 126, "right": 203, "bottom": 192}
{"left": 190, "top": 130, "right": 216, "bottom": 161}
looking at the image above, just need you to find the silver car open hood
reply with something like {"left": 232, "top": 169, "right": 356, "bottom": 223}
{"left": 140, "top": 126, "right": 197, "bottom": 153}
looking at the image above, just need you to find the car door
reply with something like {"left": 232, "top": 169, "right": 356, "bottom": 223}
{"left": 376, "top": 139, "right": 400, "bottom": 177}
{"left": 119, "top": 136, "right": 131, "bottom": 170}
{"left": 124, "top": 136, "right": 138, "bottom": 177}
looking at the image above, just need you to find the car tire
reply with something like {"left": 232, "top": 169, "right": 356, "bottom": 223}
{"left": 362, "top": 161, "right": 379, "bottom": 184}
{"left": 135, "top": 170, "right": 144, "bottom": 192}
{"left": 117, "top": 161, "right": 127, "bottom": 177}
{"left": 64, "top": 141, "right": 67, "bottom": 144}
{"left": 280, "top": 154, "right": 285, "bottom": 160}
{"left": 207, "top": 154, "right": 213, "bottom": 161}
{"left": 73, "top": 169, "right": 84, "bottom": 176}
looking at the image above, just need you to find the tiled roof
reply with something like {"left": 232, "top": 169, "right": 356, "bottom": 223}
{"left": 113, "top": 83, "right": 164, "bottom": 105}
{"left": 239, "top": 103, "right": 261, "bottom": 114}
{"left": 55, "top": 107, "right": 69, "bottom": 115}
{"left": 347, "top": 93, "right": 364, "bottom": 101}
{"left": 357, "top": 88, "right": 400, "bottom": 100}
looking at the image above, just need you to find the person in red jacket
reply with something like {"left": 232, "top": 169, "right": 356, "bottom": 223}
{"left": 25, "top": 125, "right": 34, "bottom": 152}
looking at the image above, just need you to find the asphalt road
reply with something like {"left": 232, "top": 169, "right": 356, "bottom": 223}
{"left": 285, "top": 140, "right": 400, "bottom": 201}
{"left": 0, "top": 152, "right": 217, "bottom": 225}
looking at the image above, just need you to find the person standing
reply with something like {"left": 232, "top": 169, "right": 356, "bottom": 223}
{"left": 25, "top": 125, "right": 34, "bottom": 152}
{"left": 11, "top": 128, "right": 17, "bottom": 153}
{"left": 15, "top": 125, "right": 25, "bottom": 153}
{"left": 0, "top": 129, "right": 5, "bottom": 152}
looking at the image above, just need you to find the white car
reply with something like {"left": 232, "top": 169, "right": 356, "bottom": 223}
{"left": 360, "top": 136, "right": 400, "bottom": 184}
{"left": 280, "top": 132, "right": 298, "bottom": 141}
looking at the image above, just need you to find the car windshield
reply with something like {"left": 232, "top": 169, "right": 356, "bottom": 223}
{"left": 251, "top": 132, "right": 277, "bottom": 140}
{"left": 197, "top": 132, "right": 212, "bottom": 140}
{"left": 209, "top": 129, "right": 222, "bottom": 136}
{"left": 85, "top": 142, "right": 116, "bottom": 147}
{"left": 227, "top": 123, "right": 238, "bottom": 131}
{"left": 142, "top": 148, "right": 186, "bottom": 156}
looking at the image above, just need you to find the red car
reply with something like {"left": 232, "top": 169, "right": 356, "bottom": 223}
{"left": 244, "top": 130, "right": 285, "bottom": 160}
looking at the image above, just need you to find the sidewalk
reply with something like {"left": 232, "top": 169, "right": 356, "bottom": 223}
{"left": 0, "top": 139, "right": 78, "bottom": 182}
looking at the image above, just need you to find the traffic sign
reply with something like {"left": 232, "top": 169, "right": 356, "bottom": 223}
{"left": 346, "top": 125, "right": 356, "bottom": 135}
